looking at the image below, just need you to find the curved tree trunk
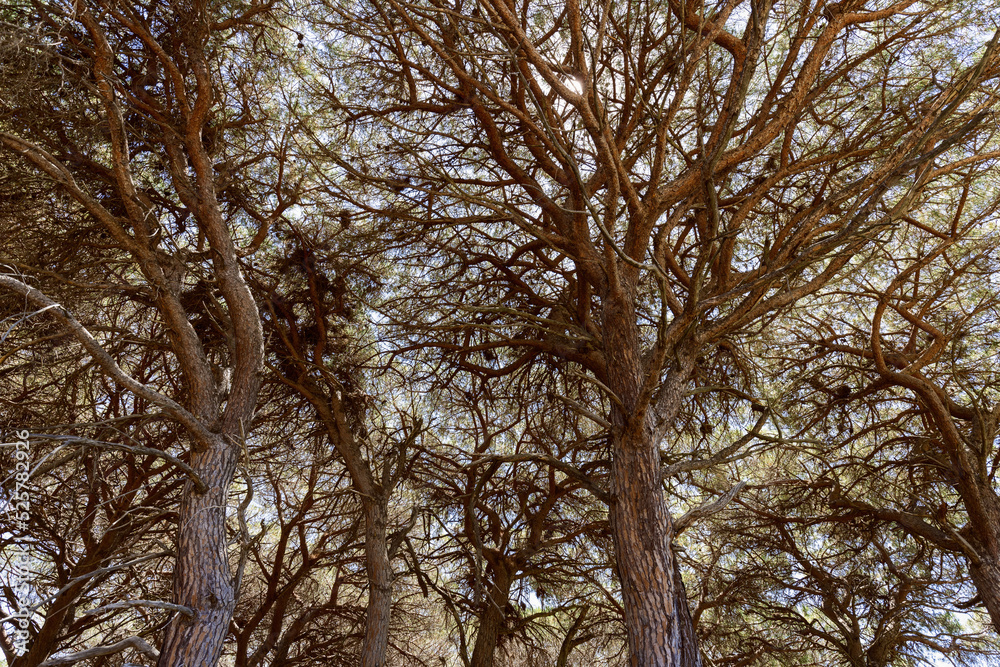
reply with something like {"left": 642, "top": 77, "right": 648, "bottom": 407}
{"left": 913, "top": 383, "right": 1000, "bottom": 634}
{"left": 556, "top": 605, "right": 590, "bottom": 667}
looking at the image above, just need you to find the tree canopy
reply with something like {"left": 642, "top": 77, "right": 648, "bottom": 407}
{"left": 2, "top": 1, "right": 1000, "bottom": 666}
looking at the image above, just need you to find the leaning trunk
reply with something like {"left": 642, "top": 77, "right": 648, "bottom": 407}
{"left": 158, "top": 438, "right": 240, "bottom": 667}
{"left": 961, "top": 485, "right": 1000, "bottom": 633}
{"left": 361, "top": 499, "right": 393, "bottom": 667}
{"left": 603, "top": 289, "right": 702, "bottom": 667}
{"left": 967, "top": 557, "right": 1000, "bottom": 632}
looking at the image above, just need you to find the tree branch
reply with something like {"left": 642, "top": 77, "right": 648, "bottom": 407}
{"left": 39, "top": 636, "right": 159, "bottom": 667}
{"left": 0, "top": 274, "right": 216, "bottom": 450}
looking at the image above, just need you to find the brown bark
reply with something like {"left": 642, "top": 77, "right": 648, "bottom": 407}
{"left": 154, "top": 163, "right": 263, "bottom": 665}
{"left": 270, "top": 371, "right": 404, "bottom": 666}
{"left": 556, "top": 606, "right": 590, "bottom": 667}
{"left": 602, "top": 288, "right": 702, "bottom": 667}
{"left": 470, "top": 565, "right": 514, "bottom": 667}
{"left": 152, "top": 4, "right": 265, "bottom": 662}
{"left": 1, "top": 3, "right": 266, "bottom": 656}
{"left": 609, "top": 434, "right": 701, "bottom": 667}
{"left": 361, "top": 499, "right": 393, "bottom": 667}
{"left": 951, "top": 481, "right": 1000, "bottom": 632}
{"left": 837, "top": 384, "right": 1000, "bottom": 635}
{"left": 967, "top": 557, "right": 1000, "bottom": 632}
{"left": 157, "top": 440, "right": 241, "bottom": 667}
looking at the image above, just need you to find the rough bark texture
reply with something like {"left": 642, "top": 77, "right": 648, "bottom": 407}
{"left": 470, "top": 566, "right": 513, "bottom": 667}
{"left": 609, "top": 435, "right": 701, "bottom": 667}
{"left": 154, "top": 187, "right": 264, "bottom": 665}
{"left": 1, "top": 1, "right": 266, "bottom": 661}
{"left": 955, "top": 482, "right": 1000, "bottom": 632}
{"left": 968, "top": 558, "right": 1000, "bottom": 631}
{"left": 153, "top": 3, "right": 266, "bottom": 659}
{"left": 603, "top": 289, "right": 702, "bottom": 667}
{"left": 156, "top": 440, "right": 240, "bottom": 667}
{"left": 361, "top": 499, "right": 393, "bottom": 667}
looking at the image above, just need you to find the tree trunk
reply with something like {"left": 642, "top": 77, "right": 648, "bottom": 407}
{"left": 603, "top": 288, "right": 702, "bottom": 667}
{"left": 361, "top": 499, "right": 393, "bottom": 667}
{"left": 609, "top": 436, "right": 702, "bottom": 667}
{"left": 556, "top": 605, "right": 590, "bottom": 667}
{"left": 961, "top": 488, "right": 1000, "bottom": 632}
{"left": 940, "top": 442, "right": 1000, "bottom": 634}
{"left": 295, "top": 382, "right": 400, "bottom": 667}
{"left": 157, "top": 439, "right": 239, "bottom": 667}
{"left": 968, "top": 557, "right": 1000, "bottom": 632}
{"left": 470, "top": 566, "right": 513, "bottom": 667}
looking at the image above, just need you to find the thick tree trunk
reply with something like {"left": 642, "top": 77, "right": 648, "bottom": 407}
{"left": 603, "top": 288, "right": 702, "bottom": 667}
{"left": 960, "top": 488, "right": 1000, "bottom": 632}
{"left": 157, "top": 439, "right": 239, "bottom": 667}
{"left": 940, "top": 444, "right": 1000, "bottom": 634}
{"left": 361, "top": 500, "right": 393, "bottom": 667}
{"left": 470, "top": 567, "right": 513, "bottom": 667}
{"left": 968, "top": 557, "right": 1000, "bottom": 632}
{"left": 609, "top": 435, "right": 702, "bottom": 667}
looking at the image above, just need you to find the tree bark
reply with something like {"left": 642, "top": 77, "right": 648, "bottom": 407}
{"left": 957, "top": 485, "right": 1000, "bottom": 632}
{"left": 555, "top": 606, "right": 589, "bottom": 667}
{"left": 470, "top": 566, "right": 513, "bottom": 667}
{"left": 285, "top": 378, "right": 402, "bottom": 667}
{"left": 968, "top": 557, "right": 1000, "bottom": 632}
{"left": 157, "top": 440, "right": 240, "bottom": 667}
{"left": 609, "top": 435, "right": 701, "bottom": 667}
{"left": 603, "top": 288, "right": 702, "bottom": 667}
{"left": 361, "top": 499, "right": 393, "bottom": 667}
